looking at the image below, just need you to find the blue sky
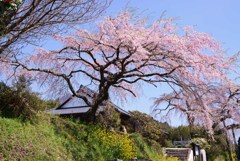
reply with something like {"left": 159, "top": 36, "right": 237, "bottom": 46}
{"left": 100, "top": 0, "right": 240, "bottom": 126}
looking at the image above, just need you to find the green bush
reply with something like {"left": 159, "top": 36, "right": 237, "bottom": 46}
{"left": 0, "top": 76, "right": 58, "bottom": 121}
{"left": 127, "top": 111, "right": 168, "bottom": 145}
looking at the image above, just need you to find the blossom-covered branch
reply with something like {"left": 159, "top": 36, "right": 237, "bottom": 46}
{"left": 11, "top": 12, "right": 230, "bottom": 120}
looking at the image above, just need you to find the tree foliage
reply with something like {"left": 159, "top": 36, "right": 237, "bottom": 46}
{"left": 169, "top": 125, "right": 207, "bottom": 141}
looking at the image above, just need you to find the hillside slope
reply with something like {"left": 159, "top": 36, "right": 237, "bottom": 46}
{"left": 0, "top": 113, "right": 178, "bottom": 161}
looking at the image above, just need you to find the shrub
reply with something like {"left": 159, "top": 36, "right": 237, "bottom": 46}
{"left": 91, "top": 127, "right": 135, "bottom": 160}
{"left": 0, "top": 76, "right": 58, "bottom": 120}
{"left": 126, "top": 111, "right": 167, "bottom": 145}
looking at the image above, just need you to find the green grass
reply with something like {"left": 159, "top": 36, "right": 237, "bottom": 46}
{"left": 0, "top": 113, "right": 176, "bottom": 161}
{"left": 0, "top": 114, "right": 69, "bottom": 160}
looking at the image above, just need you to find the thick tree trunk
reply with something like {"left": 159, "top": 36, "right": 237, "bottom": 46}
{"left": 85, "top": 105, "right": 98, "bottom": 122}
{"left": 82, "top": 86, "right": 110, "bottom": 123}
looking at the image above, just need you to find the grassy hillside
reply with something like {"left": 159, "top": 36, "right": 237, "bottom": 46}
{"left": 0, "top": 113, "right": 178, "bottom": 161}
